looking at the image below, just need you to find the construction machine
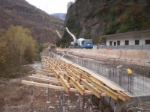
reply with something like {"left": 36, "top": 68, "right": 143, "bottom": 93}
{"left": 65, "top": 27, "right": 93, "bottom": 49}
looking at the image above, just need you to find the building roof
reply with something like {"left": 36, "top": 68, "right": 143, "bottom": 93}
{"left": 101, "top": 29, "right": 150, "bottom": 38}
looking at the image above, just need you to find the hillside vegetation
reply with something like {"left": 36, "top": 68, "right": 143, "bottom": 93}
{"left": 60, "top": 0, "right": 150, "bottom": 46}
{"left": 0, "top": 25, "right": 37, "bottom": 77}
{"left": 0, "top": 0, "right": 64, "bottom": 44}
{"left": 0, "top": 0, "right": 65, "bottom": 77}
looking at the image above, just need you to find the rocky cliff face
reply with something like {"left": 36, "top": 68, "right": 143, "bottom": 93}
{"left": 62, "top": 0, "right": 150, "bottom": 45}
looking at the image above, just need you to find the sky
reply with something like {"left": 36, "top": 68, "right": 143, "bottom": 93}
{"left": 25, "top": 0, "right": 75, "bottom": 14}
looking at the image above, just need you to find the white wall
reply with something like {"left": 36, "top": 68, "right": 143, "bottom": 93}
{"left": 106, "top": 31, "right": 150, "bottom": 46}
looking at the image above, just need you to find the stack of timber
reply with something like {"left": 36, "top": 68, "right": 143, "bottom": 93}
{"left": 22, "top": 56, "right": 131, "bottom": 103}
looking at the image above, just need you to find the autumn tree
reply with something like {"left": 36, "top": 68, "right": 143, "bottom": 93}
{"left": 0, "top": 25, "right": 37, "bottom": 77}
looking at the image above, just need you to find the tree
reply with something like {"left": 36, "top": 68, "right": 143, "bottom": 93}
{"left": 98, "top": 37, "right": 106, "bottom": 44}
{"left": 0, "top": 25, "right": 37, "bottom": 77}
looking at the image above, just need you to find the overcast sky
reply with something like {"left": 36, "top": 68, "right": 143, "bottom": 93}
{"left": 25, "top": 0, "right": 75, "bottom": 14}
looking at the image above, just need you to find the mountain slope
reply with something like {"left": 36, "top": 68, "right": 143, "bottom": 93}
{"left": 62, "top": 0, "right": 150, "bottom": 45}
{"left": 0, "top": 0, "right": 64, "bottom": 44}
{"left": 51, "top": 13, "right": 66, "bottom": 20}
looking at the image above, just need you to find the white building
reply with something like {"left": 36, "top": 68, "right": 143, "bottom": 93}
{"left": 102, "top": 29, "right": 150, "bottom": 46}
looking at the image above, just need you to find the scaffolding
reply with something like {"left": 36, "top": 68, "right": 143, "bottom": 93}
{"left": 63, "top": 53, "right": 150, "bottom": 96}
{"left": 22, "top": 55, "right": 131, "bottom": 112}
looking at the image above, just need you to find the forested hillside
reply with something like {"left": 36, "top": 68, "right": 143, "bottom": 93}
{"left": 0, "top": 0, "right": 65, "bottom": 77}
{"left": 0, "top": 25, "right": 37, "bottom": 77}
{"left": 0, "top": 0, "right": 64, "bottom": 44}
{"left": 61, "top": 0, "right": 150, "bottom": 46}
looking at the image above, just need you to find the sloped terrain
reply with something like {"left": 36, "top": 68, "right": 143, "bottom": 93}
{"left": 0, "top": 0, "right": 64, "bottom": 44}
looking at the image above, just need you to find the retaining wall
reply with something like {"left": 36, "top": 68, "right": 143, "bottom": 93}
{"left": 61, "top": 49, "right": 150, "bottom": 63}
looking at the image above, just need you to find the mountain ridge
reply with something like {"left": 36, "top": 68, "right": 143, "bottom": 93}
{"left": 51, "top": 13, "right": 66, "bottom": 20}
{"left": 0, "top": 0, "right": 64, "bottom": 44}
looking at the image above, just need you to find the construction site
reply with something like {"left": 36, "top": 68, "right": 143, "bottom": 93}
{"left": 1, "top": 47, "right": 144, "bottom": 112}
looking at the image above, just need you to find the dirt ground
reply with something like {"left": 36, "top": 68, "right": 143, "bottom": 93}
{"left": 0, "top": 57, "right": 110, "bottom": 112}
{"left": 0, "top": 62, "right": 54, "bottom": 112}
{"left": 0, "top": 62, "right": 88, "bottom": 112}
{"left": 0, "top": 77, "right": 93, "bottom": 112}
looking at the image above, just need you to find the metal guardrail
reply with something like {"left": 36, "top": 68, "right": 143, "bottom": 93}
{"left": 98, "top": 45, "right": 150, "bottom": 50}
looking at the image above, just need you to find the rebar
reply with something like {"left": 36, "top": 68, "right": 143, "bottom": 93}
{"left": 63, "top": 54, "right": 150, "bottom": 96}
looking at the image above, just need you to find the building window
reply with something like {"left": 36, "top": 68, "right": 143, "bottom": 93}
{"left": 125, "top": 40, "right": 129, "bottom": 45}
{"left": 110, "top": 41, "right": 112, "bottom": 46}
{"left": 145, "top": 40, "right": 150, "bottom": 45}
{"left": 114, "top": 42, "right": 116, "bottom": 46}
{"left": 135, "top": 40, "right": 139, "bottom": 45}
{"left": 117, "top": 41, "right": 120, "bottom": 46}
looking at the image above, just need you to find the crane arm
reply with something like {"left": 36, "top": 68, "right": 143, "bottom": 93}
{"left": 56, "top": 30, "right": 62, "bottom": 39}
{"left": 65, "top": 27, "right": 77, "bottom": 43}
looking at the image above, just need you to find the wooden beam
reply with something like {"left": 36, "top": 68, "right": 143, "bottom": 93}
{"left": 22, "top": 80, "right": 64, "bottom": 90}
{"left": 66, "top": 68, "right": 101, "bottom": 98}
{"left": 59, "top": 57, "right": 129, "bottom": 100}
{"left": 51, "top": 61, "right": 85, "bottom": 95}
{"left": 38, "top": 57, "right": 131, "bottom": 102}
{"left": 30, "top": 74, "right": 56, "bottom": 79}
{"left": 69, "top": 77, "right": 85, "bottom": 96}
{"left": 28, "top": 76, "right": 61, "bottom": 84}
{"left": 59, "top": 76, "right": 70, "bottom": 93}
{"left": 22, "top": 80, "right": 93, "bottom": 94}
{"left": 62, "top": 62, "right": 121, "bottom": 100}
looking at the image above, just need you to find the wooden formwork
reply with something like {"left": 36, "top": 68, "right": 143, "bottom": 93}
{"left": 22, "top": 56, "right": 131, "bottom": 103}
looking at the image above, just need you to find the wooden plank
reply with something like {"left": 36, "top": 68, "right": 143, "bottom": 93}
{"left": 81, "top": 79, "right": 101, "bottom": 99}
{"left": 59, "top": 76, "right": 70, "bottom": 93}
{"left": 22, "top": 80, "right": 93, "bottom": 94}
{"left": 30, "top": 75, "right": 56, "bottom": 80}
{"left": 61, "top": 57, "right": 125, "bottom": 91}
{"left": 63, "top": 63, "right": 121, "bottom": 100}
{"left": 65, "top": 67, "right": 101, "bottom": 98}
{"left": 46, "top": 61, "right": 71, "bottom": 93}
{"left": 50, "top": 61, "right": 85, "bottom": 95}
{"left": 40, "top": 57, "right": 130, "bottom": 101}
{"left": 28, "top": 76, "right": 61, "bottom": 84}
{"left": 69, "top": 77, "right": 85, "bottom": 96}
{"left": 22, "top": 80, "right": 64, "bottom": 90}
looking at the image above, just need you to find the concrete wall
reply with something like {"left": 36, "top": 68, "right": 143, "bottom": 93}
{"left": 104, "top": 95, "right": 150, "bottom": 112}
{"left": 104, "top": 30, "right": 150, "bottom": 46}
{"left": 64, "top": 49, "right": 150, "bottom": 63}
